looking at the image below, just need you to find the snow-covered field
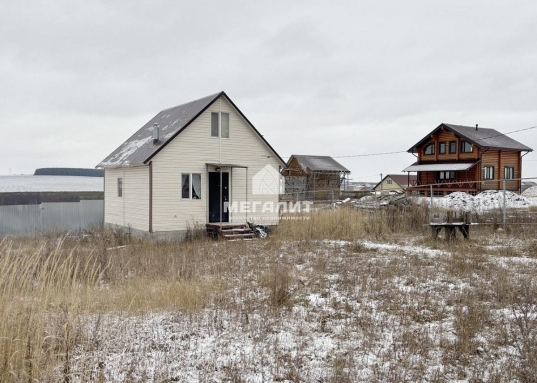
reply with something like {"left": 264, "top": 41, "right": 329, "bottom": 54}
{"left": 59, "top": 237, "right": 537, "bottom": 382}
{"left": 0, "top": 175, "right": 103, "bottom": 192}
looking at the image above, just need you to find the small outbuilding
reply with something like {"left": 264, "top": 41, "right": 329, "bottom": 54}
{"left": 97, "top": 91, "right": 286, "bottom": 238}
{"left": 283, "top": 155, "right": 350, "bottom": 196}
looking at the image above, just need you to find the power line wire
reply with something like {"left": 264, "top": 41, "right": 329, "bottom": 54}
{"left": 472, "top": 125, "right": 537, "bottom": 143}
{"left": 333, "top": 151, "right": 407, "bottom": 158}
{"left": 281, "top": 125, "right": 536, "bottom": 160}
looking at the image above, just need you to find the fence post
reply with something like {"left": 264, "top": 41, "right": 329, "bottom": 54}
{"left": 331, "top": 189, "right": 334, "bottom": 205}
{"left": 503, "top": 178, "right": 506, "bottom": 230}
{"left": 430, "top": 184, "right": 433, "bottom": 223}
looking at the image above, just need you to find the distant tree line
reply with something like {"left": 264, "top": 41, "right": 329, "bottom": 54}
{"left": 34, "top": 168, "right": 104, "bottom": 177}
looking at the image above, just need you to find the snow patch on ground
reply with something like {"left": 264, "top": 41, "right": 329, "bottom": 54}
{"left": 522, "top": 186, "right": 537, "bottom": 197}
{"left": 415, "top": 190, "right": 531, "bottom": 212}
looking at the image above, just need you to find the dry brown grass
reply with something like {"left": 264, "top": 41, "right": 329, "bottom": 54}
{"left": 1, "top": 206, "right": 537, "bottom": 381}
{"left": 274, "top": 205, "right": 429, "bottom": 241}
{"left": 0, "top": 237, "right": 99, "bottom": 381}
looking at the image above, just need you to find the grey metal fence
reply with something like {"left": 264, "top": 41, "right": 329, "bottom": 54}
{"left": 0, "top": 200, "right": 103, "bottom": 237}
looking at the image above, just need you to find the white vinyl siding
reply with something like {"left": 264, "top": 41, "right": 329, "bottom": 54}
{"left": 104, "top": 166, "right": 149, "bottom": 231}
{"left": 151, "top": 95, "right": 282, "bottom": 232}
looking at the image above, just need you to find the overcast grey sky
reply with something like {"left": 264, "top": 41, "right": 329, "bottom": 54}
{"left": 1, "top": 0, "right": 536, "bottom": 180}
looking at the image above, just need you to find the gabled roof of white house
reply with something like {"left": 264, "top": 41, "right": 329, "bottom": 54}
{"left": 97, "top": 91, "right": 285, "bottom": 168}
{"left": 288, "top": 155, "right": 350, "bottom": 173}
{"left": 373, "top": 174, "right": 417, "bottom": 190}
{"left": 408, "top": 123, "right": 533, "bottom": 152}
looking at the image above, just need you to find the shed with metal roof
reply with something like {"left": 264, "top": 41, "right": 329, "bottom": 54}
{"left": 283, "top": 155, "right": 350, "bottom": 195}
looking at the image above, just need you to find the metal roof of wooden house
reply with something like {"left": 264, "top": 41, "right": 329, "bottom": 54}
{"left": 288, "top": 155, "right": 350, "bottom": 173}
{"left": 408, "top": 123, "right": 533, "bottom": 152}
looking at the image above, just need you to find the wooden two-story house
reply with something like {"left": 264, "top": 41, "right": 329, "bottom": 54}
{"left": 403, "top": 123, "right": 533, "bottom": 196}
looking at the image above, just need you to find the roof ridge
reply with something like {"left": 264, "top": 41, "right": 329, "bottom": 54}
{"left": 160, "top": 92, "right": 222, "bottom": 112}
{"left": 445, "top": 123, "right": 496, "bottom": 131}
{"left": 293, "top": 154, "right": 333, "bottom": 158}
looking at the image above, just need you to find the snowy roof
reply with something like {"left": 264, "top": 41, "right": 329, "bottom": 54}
{"left": 289, "top": 155, "right": 350, "bottom": 173}
{"left": 409, "top": 123, "right": 533, "bottom": 152}
{"left": 97, "top": 92, "right": 285, "bottom": 168}
{"left": 402, "top": 162, "right": 476, "bottom": 172}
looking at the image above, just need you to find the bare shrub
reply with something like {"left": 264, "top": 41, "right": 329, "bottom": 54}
{"left": 261, "top": 265, "right": 294, "bottom": 309}
{"left": 509, "top": 279, "right": 537, "bottom": 383}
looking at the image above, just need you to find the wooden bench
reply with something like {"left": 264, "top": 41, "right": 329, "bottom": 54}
{"left": 429, "top": 211, "right": 474, "bottom": 240}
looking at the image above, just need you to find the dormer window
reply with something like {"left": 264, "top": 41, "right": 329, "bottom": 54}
{"left": 424, "top": 143, "right": 435, "bottom": 155}
{"left": 460, "top": 141, "right": 473, "bottom": 153}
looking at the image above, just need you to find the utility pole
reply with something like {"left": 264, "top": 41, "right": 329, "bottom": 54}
{"left": 380, "top": 173, "right": 383, "bottom": 197}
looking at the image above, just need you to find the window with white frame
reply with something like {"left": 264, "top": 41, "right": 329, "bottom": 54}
{"left": 211, "top": 112, "right": 230, "bottom": 138}
{"left": 117, "top": 178, "right": 123, "bottom": 197}
{"left": 424, "top": 143, "right": 435, "bottom": 155}
{"left": 504, "top": 167, "right": 514, "bottom": 180}
{"left": 483, "top": 166, "right": 494, "bottom": 180}
{"left": 438, "top": 171, "right": 455, "bottom": 180}
{"left": 387, "top": 179, "right": 392, "bottom": 185}
{"left": 182, "top": 173, "right": 201, "bottom": 199}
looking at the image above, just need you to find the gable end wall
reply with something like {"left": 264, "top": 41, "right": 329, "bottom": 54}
{"left": 151, "top": 95, "right": 282, "bottom": 232}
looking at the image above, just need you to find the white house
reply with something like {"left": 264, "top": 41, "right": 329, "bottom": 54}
{"left": 97, "top": 92, "right": 286, "bottom": 238}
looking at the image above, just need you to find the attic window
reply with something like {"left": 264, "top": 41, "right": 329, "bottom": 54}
{"left": 461, "top": 141, "right": 473, "bottom": 153}
{"left": 439, "top": 142, "right": 446, "bottom": 154}
{"left": 211, "top": 112, "right": 230, "bottom": 139}
{"left": 424, "top": 143, "right": 435, "bottom": 155}
{"left": 387, "top": 179, "right": 392, "bottom": 185}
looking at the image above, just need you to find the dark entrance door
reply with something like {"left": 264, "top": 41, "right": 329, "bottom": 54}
{"left": 208, "top": 172, "right": 229, "bottom": 223}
